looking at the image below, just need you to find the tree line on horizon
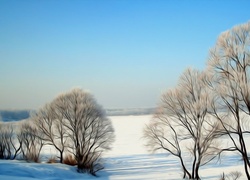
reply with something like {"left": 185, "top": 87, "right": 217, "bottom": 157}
{"left": 0, "top": 21, "right": 250, "bottom": 179}
{"left": 0, "top": 108, "right": 155, "bottom": 122}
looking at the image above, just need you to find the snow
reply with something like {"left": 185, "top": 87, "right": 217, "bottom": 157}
{"left": 0, "top": 115, "right": 247, "bottom": 179}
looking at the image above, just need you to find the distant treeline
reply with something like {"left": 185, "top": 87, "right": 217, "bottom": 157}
{"left": 0, "top": 110, "right": 31, "bottom": 122}
{"left": 0, "top": 108, "right": 155, "bottom": 122}
{"left": 105, "top": 108, "right": 155, "bottom": 116}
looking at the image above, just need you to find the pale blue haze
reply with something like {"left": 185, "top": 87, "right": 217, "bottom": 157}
{"left": 1, "top": 0, "right": 250, "bottom": 109}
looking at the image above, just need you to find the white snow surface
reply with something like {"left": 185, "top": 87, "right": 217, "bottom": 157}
{"left": 0, "top": 115, "right": 247, "bottom": 179}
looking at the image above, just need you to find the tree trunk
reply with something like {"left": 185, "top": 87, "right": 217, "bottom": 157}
{"left": 191, "top": 143, "right": 197, "bottom": 179}
{"left": 238, "top": 124, "right": 250, "bottom": 179}
{"left": 242, "top": 154, "right": 250, "bottom": 179}
{"left": 60, "top": 151, "right": 63, "bottom": 163}
{"left": 194, "top": 161, "right": 201, "bottom": 180}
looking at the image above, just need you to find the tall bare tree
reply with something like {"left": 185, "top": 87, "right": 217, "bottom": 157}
{"left": 144, "top": 68, "right": 220, "bottom": 179}
{"left": 207, "top": 21, "right": 250, "bottom": 179}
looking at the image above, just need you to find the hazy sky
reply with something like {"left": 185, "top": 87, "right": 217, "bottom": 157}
{"left": 1, "top": 0, "right": 250, "bottom": 110}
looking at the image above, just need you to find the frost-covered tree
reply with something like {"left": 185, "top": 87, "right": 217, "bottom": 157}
{"left": 207, "top": 21, "right": 250, "bottom": 179}
{"left": 144, "top": 68, "right": 220, "bottom": 179}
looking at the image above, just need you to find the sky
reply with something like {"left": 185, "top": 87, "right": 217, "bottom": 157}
{"left": 0, "top": 0, "right": 250, "bottom": 110}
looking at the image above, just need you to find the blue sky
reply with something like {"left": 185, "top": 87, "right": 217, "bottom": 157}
{"left": 1, "top": 0, "right": 250, "bottom": 109}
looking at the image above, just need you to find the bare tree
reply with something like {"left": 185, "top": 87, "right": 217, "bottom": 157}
{"left": 33, "top": 103, "right": 68, "bottom": 163}
{"left": 34, "top": 88, "right": 115, "bottom": 175}
{"left": 144, "top": 113, "right": 191, "bottom": 179}
{"left": 0, "top": 123, "right": 21, "bottom": 159}
{"left": 17, "top": 122, "right": 44, "bottom": 162}
{"left": 144, "top": 68, "right": 220, "bottom": 179}
{"left": 206, "top": 21, "right": 250, "bottom": 179}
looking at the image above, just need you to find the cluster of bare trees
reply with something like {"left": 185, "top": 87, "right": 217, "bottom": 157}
{"left": 144, "top": 21, "right": 250, "bottom": 179}
{"left": 0, "top": 88, "right": 115, "bottom": 176}
{"left": 0, "top": 121, "right": 42, "bottom": 162}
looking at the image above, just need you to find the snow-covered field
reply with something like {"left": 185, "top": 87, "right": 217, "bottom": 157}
{"left": 0, "top": 115, "right": 247, "bottom": 179}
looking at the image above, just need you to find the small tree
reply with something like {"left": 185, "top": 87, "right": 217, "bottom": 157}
{"left": 144, "top": 68, "right": 220, "bottom": 179}
{"left": 18, "top": 122, "right": 44, "bottom": 162}
{"left": 0, "top": 123, "right": 21, "bottom": 159}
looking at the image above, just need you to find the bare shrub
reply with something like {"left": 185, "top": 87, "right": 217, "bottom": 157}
{"left": 63, "top": 154, "right": 77, "bottom": 166}
{"left": 47, "top": 156, "right": 58, "bottom": 164}
{"left": 220, "top": 171, "right": 242, "bottom": 180}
